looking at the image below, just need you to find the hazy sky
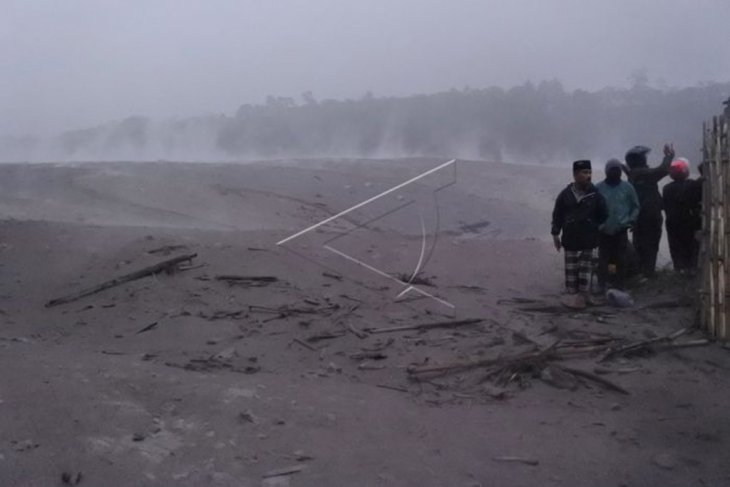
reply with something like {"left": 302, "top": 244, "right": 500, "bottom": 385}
{"left": 2, "top": 0, "right": 729, "bottom": 136}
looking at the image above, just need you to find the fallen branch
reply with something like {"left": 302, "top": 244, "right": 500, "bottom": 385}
{"left": 348, "top": 351, "right": 387, "bottom": 360}
{"left": 408, "top": 348, "right": 548, "bottom": 376}
{"left": 292, "top": 338, "right": 317, "bottom": 352}
{"left": 554, "top": 365, "right": 630, "bottom": 395}
{"left": 599, "top": 327, "right": 691, "bottom": 362}
{"left": 593, "top": 366, "right": 641, "bottom": 375}
{"left": 45, "top": 253, "right": 197, "bottom": 308}
{"left": 262, "top": 465, "right": 305, "bottom": 478}
{"left": 367, "top": 318, "right": 482, "bottom": 334}
{"left": 345, "top": 322, "right": 369, "bottom": 339}
{"left": 136, "top": 321, "right": 159, "bottom": 334}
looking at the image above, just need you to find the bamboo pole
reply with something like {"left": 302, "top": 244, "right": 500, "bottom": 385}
{"left": 720, "top": 115, "right": 730, "bottom": 339}
{"left": 701, "top": 120, "right": 711, "bottom": 331}
{"left": 699, "top": 113, "right": 729, "bottom": 341}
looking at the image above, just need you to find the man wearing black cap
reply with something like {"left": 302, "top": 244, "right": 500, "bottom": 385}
{"left": 625, "top": 143, "right": 675, "bottom": 278}
{"left": 551, "top": 160, "right": 609, "bottom": 308}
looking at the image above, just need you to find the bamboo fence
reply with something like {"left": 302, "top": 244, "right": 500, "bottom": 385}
{"left": 700, "top": 114, "right": 729, "bottom": 341}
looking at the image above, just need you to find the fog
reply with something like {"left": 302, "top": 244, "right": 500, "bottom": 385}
{"left": 2, "top": 0, "right": 730, "bottom": 162}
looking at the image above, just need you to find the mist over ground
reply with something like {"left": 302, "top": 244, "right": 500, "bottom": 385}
{"left": 3, "top": 1, "right": 730, "bottom": 164}
{"left": 2, "top": 81, "right": 729, "bottom": 164}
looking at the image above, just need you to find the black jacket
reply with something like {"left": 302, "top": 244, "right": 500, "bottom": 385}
{"left": 628, "top": 153, "right": 673, "bottom": 220}
{"left": 662, "top": 178, "right": 702, "bottom": 231}
{"left": 551, "top": 183, "right": 609, "bottom": 251}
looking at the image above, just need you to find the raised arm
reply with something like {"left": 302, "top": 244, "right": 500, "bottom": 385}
{"left": 646, "top": 143, "right": 675, "bottom": 182}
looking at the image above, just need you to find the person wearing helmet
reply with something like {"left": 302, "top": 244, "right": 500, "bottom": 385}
{"left": 624, "top": 143, "right": 675, "bottom": 278}
{"left": 595, "top": 158, "right": 640, "bottom": 291}
{"left": 551, "top": 160, "right": 609, "bottom": 308}
{"left": 662, "top": 158, "right": 702, "bottom": 272}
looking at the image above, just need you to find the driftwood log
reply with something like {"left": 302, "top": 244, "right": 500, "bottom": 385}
{"left": 45, "top": 253, "right": 197, "bottom": 308}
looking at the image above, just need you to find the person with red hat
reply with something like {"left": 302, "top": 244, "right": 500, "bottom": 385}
{"left": 662, "top": 157, "right": 702, "bottom": 272}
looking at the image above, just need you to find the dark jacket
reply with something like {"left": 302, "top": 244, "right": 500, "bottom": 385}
{"left": 551, "top": 183, "right": 609, "bottom": 251}
{"left": 627, "top": 153, "right": 673, "bottom": 220}
{"left": 662, "top": 178, "right": 702, "bottom": 231}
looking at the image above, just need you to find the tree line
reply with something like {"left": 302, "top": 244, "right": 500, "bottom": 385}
{"left": 3, "top": 80, "right": 729, "bottom": 163}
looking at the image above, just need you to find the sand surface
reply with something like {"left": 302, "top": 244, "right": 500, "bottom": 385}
{"left": 0, "top": 158, "right": 728, "bottom": 487}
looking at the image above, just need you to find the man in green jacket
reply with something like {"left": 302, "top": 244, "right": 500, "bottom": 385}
{"left": 596, "top": 159, "right": 640, "bottom": 291}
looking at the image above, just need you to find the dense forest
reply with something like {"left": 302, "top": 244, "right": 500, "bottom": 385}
{"left": 3, "top": 80, "right": 730, "bottom": 164}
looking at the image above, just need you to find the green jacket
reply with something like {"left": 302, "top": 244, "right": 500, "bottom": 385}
{"left": 595, "top": 180, "right": 640, "bottom": 235}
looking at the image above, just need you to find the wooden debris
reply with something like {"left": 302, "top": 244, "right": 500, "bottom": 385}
{"left": 176, "top": 263, "right": 206, "bottom": 272}
{"left": 200, "top": 309, "right": 246, "bottom": 320}
{"left": 661, "top": 339, "right": 710, "bottom": 350}
{"left": 409, "top": 339, "right": 632, "bottom": 395}
{"left": 215, "top": 275, "right": 279, "bottom": 287}
{"left": 593, "top": 366, "right": 641, "bottom": 375}
{"left": 45, "top": 253, "right": 197, "bottom": 308}
{"left": 367, "top": 318, "right": 482, "bottom": 334}
{"left": 292, "top": 338, "right": 317, "bottom": 352}
{"left": 452, "top": 285, "right": 487, "bottom": 293}
{"left": 407, "top": 348, "right": 547, "bottom": 376}
{"left": 136, "top": 321, "right": 159, "bottom": 334}
{"left": 376, "top": 384, "right": 408, "bottom": 393}
{"left": 249, "top": 303, "right": 340, "bottom": 322}
{"left": 147, "top": 244, "right": 188, "bottom": 255}
{"left": 262, "top": 465, "right": 305, "bottom": 478}
{"left": 306, "top": 331, "right": 345, "bottom": 343}
{"left": 322, "top": 272, "right": 343, "bottom": 281}
{"left": 492, "top": 456, "right": 539, "bottom": 466}
{"left": 554, "top": 365, "right": 630, "bottom": 395}
{"left": 599, "top": 327, "right": 691, "bottom": 361}
{"left": 395, "top": 273, "right": 434, "bottom": 287}
{"left": 61, "top": 471, "right": 83, "bottom": 486}
{"left": 348, "top": 351, "right": 387, "bottom": 361}
{"left": 345, "top": 322, "right": 368, "bottom": 339}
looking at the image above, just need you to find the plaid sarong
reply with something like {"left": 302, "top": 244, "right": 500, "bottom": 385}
{"left": 564, "top": 249, "right": 596, "bottom": 293}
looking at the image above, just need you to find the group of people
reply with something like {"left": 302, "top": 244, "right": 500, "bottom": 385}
{"left": 551, "top": 144, "right": 703, "bottom": 308}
